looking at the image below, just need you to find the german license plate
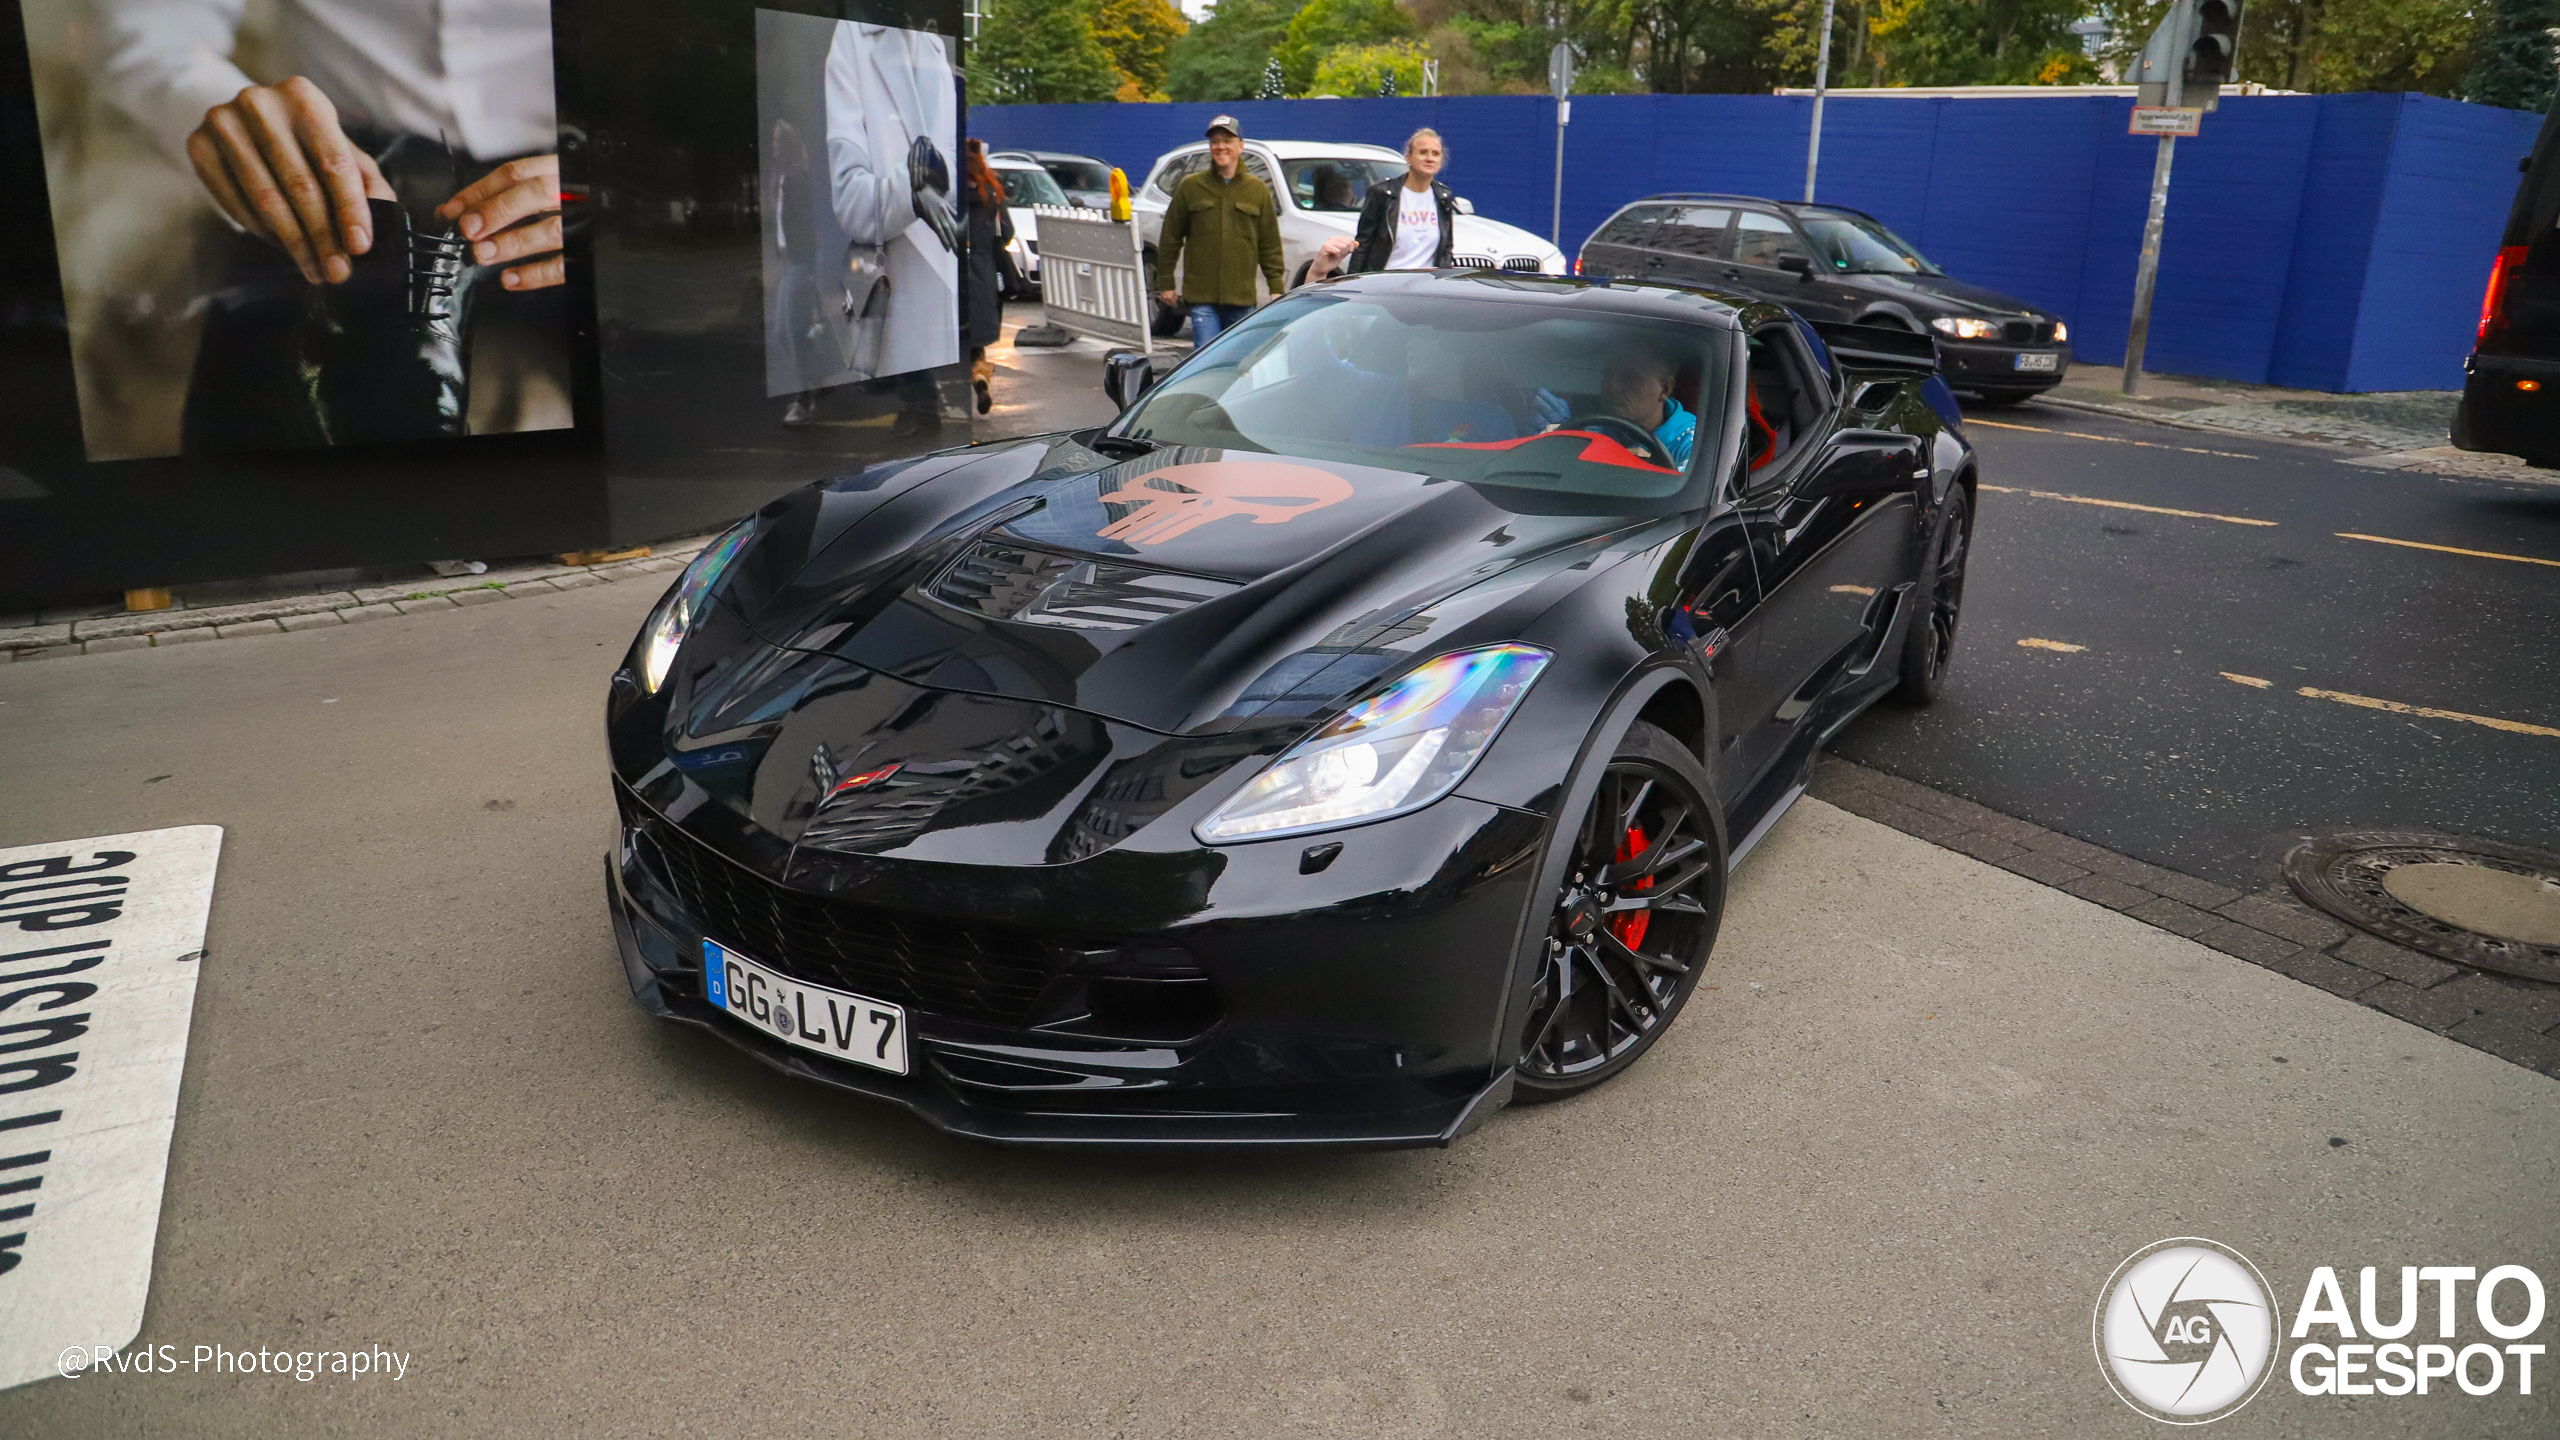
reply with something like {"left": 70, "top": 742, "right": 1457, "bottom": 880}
{"left": 703, "top": 940, "right": 908, "bottom": 1075}
{"left": 2013, "top": 352, "right": 2060, "bottom": 372}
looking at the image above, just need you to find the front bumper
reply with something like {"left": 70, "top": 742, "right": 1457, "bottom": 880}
{"left": 605, "top": 780, "right": 1541, "bottom": 1149}
{"left": 1933, "top": 338, "right": 2068, "bottom": 392}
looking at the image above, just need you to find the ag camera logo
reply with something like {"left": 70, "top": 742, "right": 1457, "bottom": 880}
{"left": 2094, "top": 1237, "right": 2281, "bottom": 1424}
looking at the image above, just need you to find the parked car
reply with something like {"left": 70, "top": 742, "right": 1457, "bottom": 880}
{"left": 1134, "top": 139, "right": 1566, "bottom": 336}
{"left": 603, "top": 269, "right": 1979, "bottom": 1147}
{"left": 988, "top": 155, "right": 1065, "bottom": 300}
{"left": 2452, "top": 93, "right": 2559, "bottom": 469}
{"left": 1579, "top": 194, "right": 2071, "bottom": 405}
{"left": 992, "top": 149, "right": 1114, "bottom": 211}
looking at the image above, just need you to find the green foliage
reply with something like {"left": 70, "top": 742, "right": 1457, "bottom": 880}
{"left": 971, "top": 0, "right": 1123, "bottom": 103}
{"left": 1312, "top": 37, "right": 1436, "bottom": 93}
{"left": 1166, "top": 0, "right": 1301, "bottom": 100}
{"left": 1858, "top": 0, "right": 2097, "bottom": 85}
{"left": 2310, "top": 0, "right": 2480, "bottom": 94}
{"left": 1095, "top": 0, "right": 1192, "bottom": 98}
{"left": 2467, "top": 0, "right": 2560, "bottom": 109}
{"left": 1279, "top": 0, "right": 1420, "bottom": 91}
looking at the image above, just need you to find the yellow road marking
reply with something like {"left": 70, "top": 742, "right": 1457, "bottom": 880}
{"left": 2018, "top": 637, "right": 2088, "bottom": 653}
{"left": 1828, "top": 584, "right": 1877, "bottom": 596}
{"left": 2335, "top": 533, "right": 2560, "bottom": 569}
{"left": 2222, "top": 673, "right": 2273, "bottom": 689}
{"left": 1963, "top": 417, "right": 2257, "bottom": 459}
{"left": 2298, "top": 687, "right": 2560, "bottom": 740}
{"left": 2026, "top": 490, "right": 2277, "bottom": 526}
{"left": 1977, "top": 483, "right": 2020, "bottom": 493}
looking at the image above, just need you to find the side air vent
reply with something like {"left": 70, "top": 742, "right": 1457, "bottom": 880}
{"left": 929, "top": 541, "right": 1235, "bottom": 632}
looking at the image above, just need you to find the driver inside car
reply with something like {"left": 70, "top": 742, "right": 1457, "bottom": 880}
{"left": 1529, "top": 352, "right": 1697, "bottom": 469}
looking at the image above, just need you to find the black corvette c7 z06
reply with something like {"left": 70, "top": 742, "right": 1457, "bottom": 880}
{"left": 606, "top": 271, "right": 1980, "bottom": 1149}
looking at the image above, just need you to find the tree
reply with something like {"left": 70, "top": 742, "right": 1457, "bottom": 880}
{"left": 1259, "top": 55, "right": 1292, "bottom": 95}
{"left": 2466, "top": 0, "right": 2560, "bottom": 108}
{"left": 1095, "top": 0, "right": 1193, "bottom": 100}
{"left": 1313, "top": 37, "right": 1437, "bottom": 92}
{"left": 2310, "top": 0, "right": 2478, "bottom": 94}
{"left": 970, "top": 0, "right": 1123, "bottom": 103}
{"left": 1167, "top": 0, "right": 1303, "bottom": 100}
{"left": 1279, "top": 0, "right": 1421, "bottom": 91}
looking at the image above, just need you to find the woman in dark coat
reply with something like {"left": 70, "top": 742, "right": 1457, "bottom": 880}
{"left": 962, "top": 139, "right": 1011, "bottom": 414}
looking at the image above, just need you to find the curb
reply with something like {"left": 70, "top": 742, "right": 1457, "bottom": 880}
{"left": 0, "top": 538, "right": 713, "bottom": 663}
{"left": 1809, "top": 756, "right": 2560, "bottom": 1082}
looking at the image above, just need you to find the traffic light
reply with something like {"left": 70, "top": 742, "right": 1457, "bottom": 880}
{"left": 2184, "top": 0, "right": 2243, "bottom": 111}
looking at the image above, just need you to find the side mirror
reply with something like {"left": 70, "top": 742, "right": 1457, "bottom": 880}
{"left": 1454, "top": 196, "right": 1476, "bottom": 215}
{"left": 1798, "top": 429, "right": 1925, "bottom": 501}
{"left": 1778, "top": 254, "right": 1814, "bottom": 280}
{"left": 1103, "top": 351, "right": 1155, "bottom": 410}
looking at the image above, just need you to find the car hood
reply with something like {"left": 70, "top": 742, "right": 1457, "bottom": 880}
{"left": 1854, "top": 270, "right": 2052, "bottom": 320}
{"left": 734, "top": 439, "right": 1650, "bottom": 736}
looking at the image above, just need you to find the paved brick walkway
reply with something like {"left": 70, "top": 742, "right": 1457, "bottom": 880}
{"left": 1809, "top": 756, "right": 2560, "bottom": 1081}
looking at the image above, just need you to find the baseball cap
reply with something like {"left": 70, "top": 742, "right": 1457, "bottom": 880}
{"left": 1205, "top": 115, "right": 1242, "bottom": 138}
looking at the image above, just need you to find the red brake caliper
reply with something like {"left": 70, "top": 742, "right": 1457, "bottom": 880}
{"left": 1609, "top": 822, "right": 1654, "bottom": 950}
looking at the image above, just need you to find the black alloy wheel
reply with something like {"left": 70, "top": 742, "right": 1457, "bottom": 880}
{"left": 1514, "top": 721, "right": 1726, "bottom": 1102}
{"left": 1894, "top": 483, "right": 1972, "bottom": 704}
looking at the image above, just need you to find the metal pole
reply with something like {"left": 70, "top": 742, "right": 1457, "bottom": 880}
{"left": 1804, "top": 0, "right": 1837, "bottom": 203}
{"left": 2120, "top": 133, "right": 2177, "bottom": 397}
{"left": 1552, "top": 102, "right": 1566, "bottom": 245}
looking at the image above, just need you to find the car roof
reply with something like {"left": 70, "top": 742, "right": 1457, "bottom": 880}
{"left": 1625, "top": 193, "right": 1883, "bottom": 223}
{"left": 1008, "top": 150, "right": 1107, "bottom": 165}
{"left": 1310, "top": 269, "right": 1755, "bottom": 330}
{"left": 1153, "top": 139, "right": 1403, "bottom": 165}
{"left": 989, "top": 157, "right": 1044, "bottom": 170}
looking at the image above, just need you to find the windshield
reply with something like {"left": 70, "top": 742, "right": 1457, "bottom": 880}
{"left": 1284, "top": 158, "right": 1408, "bottom": 213}
{"left": 1116, "top": 289, "right": 1729, "bottom": 512}
{"left": 997, "top": 167, "right": 1068, "bottom": 207}
{"left": 1798, "top": 212, "right": 1941, "bottom": 275}
{"left": 1042, "top": 158, "right": 1112, "bottom": 193}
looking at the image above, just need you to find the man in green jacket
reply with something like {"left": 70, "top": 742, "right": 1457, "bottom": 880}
{"left": 1153, "top": 116, "right": 1285, "bottom": 347}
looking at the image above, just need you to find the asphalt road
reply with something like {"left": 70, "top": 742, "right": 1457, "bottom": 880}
{"left": 0, "top": 586, "right": 2552, "bottom": 1437}
{"left": 1833, "top": 403, "right": 2560, "bottom": 888}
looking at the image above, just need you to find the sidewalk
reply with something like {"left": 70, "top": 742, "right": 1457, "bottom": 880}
{"left": 2027, "top": 363, "right": 2548, "bottom": 481}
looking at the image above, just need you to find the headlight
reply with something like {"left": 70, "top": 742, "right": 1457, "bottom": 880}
{"left": 1195, "top": 644, "right": 1551, "bottom": 843}
{"left": 1930, "top": 317, "right": 2001, "bottom": 341}
{"left": 639, "top": 520, "right": 756, "bottom": 694}
{"left": 2052, "top": 320, "right": 2070, "bottom": 342}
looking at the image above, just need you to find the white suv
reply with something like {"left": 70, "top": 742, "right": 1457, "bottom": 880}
{"left": 1133, "top": 139, "right": 1566, "bottom": 334}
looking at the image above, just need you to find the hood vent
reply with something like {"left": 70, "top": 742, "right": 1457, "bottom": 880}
{"left": 929, "top": 540, "right": 1235, "bottom": 632}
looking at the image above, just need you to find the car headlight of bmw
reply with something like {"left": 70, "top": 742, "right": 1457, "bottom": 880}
{"left": 639, "top": 520, "right": 757, "bottom": 694}
{"left": 1196, "top": 644, "right": 1551, "bottom": 843}
{"left": 1930, "top": 316, "right": 2001, "bottom": 341}
{"left": 2052, "top": 320, "right": 2070, "bottom": 342}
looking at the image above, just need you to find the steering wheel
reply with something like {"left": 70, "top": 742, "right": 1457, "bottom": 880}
{"left": 1568, "top": 414, "right": 1677, "bottom": 470}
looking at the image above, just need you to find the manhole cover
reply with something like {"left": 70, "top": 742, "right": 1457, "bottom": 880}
{"left": 2286, "top": 832, "right": 2560, "bottom": 984}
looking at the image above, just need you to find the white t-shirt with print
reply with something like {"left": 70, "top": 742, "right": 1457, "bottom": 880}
{"left": 1385, "top": 184, "right": 1441, "bottom": 270}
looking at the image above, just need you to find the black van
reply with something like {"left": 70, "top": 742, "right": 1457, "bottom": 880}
{"left": 2454, "top": 96, "right": 2560, "bottom": 469}
{"left": 1577, "top": 193, "right": 2072, "bottom": 404}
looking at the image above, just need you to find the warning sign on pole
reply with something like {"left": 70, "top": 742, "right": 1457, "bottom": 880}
{"left": 2129, "top": 107, "right": 2203, "bottom": 136}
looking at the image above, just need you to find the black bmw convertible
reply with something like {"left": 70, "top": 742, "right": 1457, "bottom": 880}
{"left": 606, "top": 271, "right": 1979, "bottom": 1148}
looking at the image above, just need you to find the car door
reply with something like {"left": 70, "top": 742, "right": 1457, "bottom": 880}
{"left": 1664, "top": 486, "right": 1768, "bottom": 808}
{"left": 1578, "top": 204, "right": 1671, "bottom": 281}
{"left": 1641, "top": 204, "right": 1732, "bottom": 287}
{"left": 1728, "top": 320, "right": 1917, "bottom": 773}
{"left": 1722, "top": 210, "right": 1854, "bottom": 322}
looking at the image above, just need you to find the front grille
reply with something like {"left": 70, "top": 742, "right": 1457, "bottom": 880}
{"left": 1500, "top": 256, "right": 1541, "bottom": 272}
{"left": 2002, "top": 319, "right": 2058, "bottom": 345}
{"left": 630, "top": 796, "right": 1079, "bottom": 1027}
{"left": 1449, "top": 254, "right": 1546, "bottom": 273}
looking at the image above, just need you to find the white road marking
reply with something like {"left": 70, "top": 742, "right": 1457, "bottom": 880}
{"left": 0, "top": 827, "right": 220, "bottom": 1391}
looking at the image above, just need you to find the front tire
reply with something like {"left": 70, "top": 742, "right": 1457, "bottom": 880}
{"left": 1512, "top": 721, "right": 1727, "bottom": 1103}
{"left": 1893, "top": 484, "right": 1972, "bottom": 704}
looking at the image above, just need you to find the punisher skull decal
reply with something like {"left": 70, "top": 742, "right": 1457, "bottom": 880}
{"left": 1096, "top": 462, "right": 1356, "bottom": 546}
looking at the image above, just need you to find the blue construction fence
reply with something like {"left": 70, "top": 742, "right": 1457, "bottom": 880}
{"left": 971, "top": 92, "right": 2542, "bottom": 393}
